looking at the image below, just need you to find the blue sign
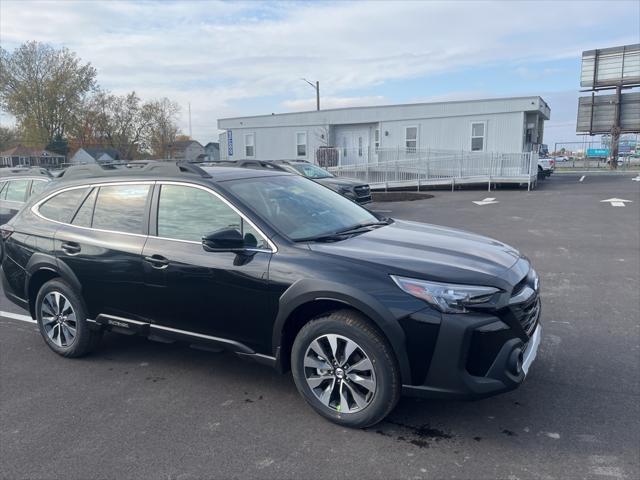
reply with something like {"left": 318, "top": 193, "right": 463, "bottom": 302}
{"left": 227, "top": 130, "right": 233, "bottom": 157}
{"left": 586, "top": 148, "right": 609, "bottom": 157}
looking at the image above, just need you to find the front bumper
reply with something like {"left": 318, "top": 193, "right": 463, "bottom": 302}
{"left": 402, "top": 311, "right": 542, "bottom": 400}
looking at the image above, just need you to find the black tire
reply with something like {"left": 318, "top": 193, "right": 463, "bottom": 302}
{"left": 35, "top": 279, "right": 101, "bottom": 357}
{"left": 291, "top": 309, "right": 400, "bottom": 428}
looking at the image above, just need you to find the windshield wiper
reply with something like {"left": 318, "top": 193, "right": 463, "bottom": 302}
{"left": 295, "top": 220, "right": 391, "bottom": 243}
{"left": 333, "top": 220, "right": 391, "bottom": 235}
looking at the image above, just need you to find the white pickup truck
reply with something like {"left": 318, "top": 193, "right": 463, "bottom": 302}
{"left": 538, "top": 157, "right": 555, "bottom": 177}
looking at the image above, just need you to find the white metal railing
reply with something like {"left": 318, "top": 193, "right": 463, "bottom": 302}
{"left": 326, "top": 148, "right": 538, "bottom": 191}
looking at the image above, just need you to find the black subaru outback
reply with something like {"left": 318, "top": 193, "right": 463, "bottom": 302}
{"left": 0, "top": 162, "right": 541, "bottom": 428}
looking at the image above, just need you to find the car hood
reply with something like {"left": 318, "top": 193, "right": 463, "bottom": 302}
{"left": 309, "top": 219, "right": 527, "bottom": 289}
{"left": 314, "top": 176, "right": 366, "bottom": 190}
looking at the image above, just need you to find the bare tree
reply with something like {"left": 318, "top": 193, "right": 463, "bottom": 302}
{"left": 146, "top": 98, "right": 181, "bottom": 159}
{"left": 0, "top": 41, "right": 97, "bottom": 146}
{"left": 0, "top": 125, "right": 19, "bottom": 151}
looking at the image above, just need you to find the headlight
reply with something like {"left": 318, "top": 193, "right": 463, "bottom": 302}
{"left": 390, "top": 275, "right": 500, "bottom": 313}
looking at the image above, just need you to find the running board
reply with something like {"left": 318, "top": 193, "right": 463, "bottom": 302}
{"left": 93, "top": 314, "right": 269, "bottom": 360}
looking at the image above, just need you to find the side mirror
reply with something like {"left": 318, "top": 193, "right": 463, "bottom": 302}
{"left": 202, "top": 228, "right": 245, "bottom": 252}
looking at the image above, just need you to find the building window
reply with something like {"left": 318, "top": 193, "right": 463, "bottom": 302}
{"left": 296, "top": 132, "right": 307, "bottom": 157}
{"left": 405, "top": 126, "right": 418, "bottom": 152}
{"left": 244, "top": 133, "right": 255, "bottom": 157}
{"left": 342, "top": 138, "right": 347, "bottom": 158}
{"left": 374, "top": 129, "right": 380, "bottom": 152}
{"left": 471, "top": 122, "right": 486, "bottom": 151}
{"left": 358, "top": 136, "right": 363, "bottom": 157}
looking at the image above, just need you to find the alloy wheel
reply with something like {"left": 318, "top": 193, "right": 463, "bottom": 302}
{"left": 303, "top": 334, "right": 376, "bottom": 413}
{"left": 41, "top": 292, "right": 77, "bottom": 348}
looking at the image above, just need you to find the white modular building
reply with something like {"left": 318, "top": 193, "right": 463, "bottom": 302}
{"left": 218, "top": 96, "right": 550, "bottom": 165}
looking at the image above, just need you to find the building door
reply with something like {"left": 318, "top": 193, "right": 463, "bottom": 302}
{"left": 334, "top": 127, "right": 370, "bottom": 165}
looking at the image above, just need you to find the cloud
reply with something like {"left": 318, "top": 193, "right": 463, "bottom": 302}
{"left": 1, "top": 0, "right": 639, "bottom": 143}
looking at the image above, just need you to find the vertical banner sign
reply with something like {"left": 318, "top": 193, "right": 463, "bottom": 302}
{"left": 228, "top": 130, "right": 234, "bottom": 157}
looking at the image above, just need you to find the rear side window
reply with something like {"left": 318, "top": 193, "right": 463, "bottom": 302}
{"left": 29, "top": 180, "right": 49, "bottom": 198}
{"left": 38, "top": 188, "right": 89, "bottom": 223}
{"left": 71, "top": 188, "right": 97, "bottom": 228}
{"left": 5, "top": 179, "right": 30, "bottom": 202}
{"left": 92, "top": 184, "right": 150, "bottom": 234}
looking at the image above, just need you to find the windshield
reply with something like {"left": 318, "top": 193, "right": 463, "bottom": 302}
{"left": 291, "top": 163, "right": 334, "bottom": 179}
{"left": 224, "top": 175, "right": 378, "bottom": 241}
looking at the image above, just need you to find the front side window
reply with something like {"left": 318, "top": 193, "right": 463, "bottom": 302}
{"left": 92, "top": 184, "right": 150, "bottom": 234}
{"left": 156, "top": 184, "right": 266, "bottom": 248}
{"left": 244, "top": 133, "right": 255, "bottom": 157}
{"left": 5, "top": 179, "right": 30, "bottom": 202}
{"left": 38, "top": 188, "right": 89, "bottom": 223}
{"left": 225, "top": 175, "right": 379, "bottom": 241}
{"left": 296, "top": 132, "right": 307, "bottom": 157}
{"left": 471, "top": 122, "right": 486, "bottom": 151}
{"left": 405, "top": 126, "right": 418, "bottom": 151}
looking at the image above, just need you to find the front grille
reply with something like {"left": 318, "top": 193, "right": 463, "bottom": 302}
{"left": 505, "top": 268, "right": 540, "bottom": 336}
{"left": 510, "top": 296, "right": 540, "bottom": 336}
{"left": 354, "top": 185, "right": 370, "bottom": 197}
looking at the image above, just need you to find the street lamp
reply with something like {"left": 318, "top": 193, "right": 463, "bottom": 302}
{"left": 301, "top": 78, "right": 320, "bottom": 111}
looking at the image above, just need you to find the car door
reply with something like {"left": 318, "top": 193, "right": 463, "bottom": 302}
{"left": 0, "top": 179, "right": 30, "bottom": 224}
{"left": 142, "top": 182, "right": 273, "bottom": 352}
{"left": 48, "top": 182, "right": 153, "bottom": 321}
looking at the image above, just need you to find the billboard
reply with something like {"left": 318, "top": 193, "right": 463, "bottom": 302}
{"left": 586, "top": 148, "right": 609, "bottom": 158}
{"left": 580, "top": 44, "right": 640, "bottom": 89}
{"left": 576, "top": 91, "right": 640, "bottom": 134}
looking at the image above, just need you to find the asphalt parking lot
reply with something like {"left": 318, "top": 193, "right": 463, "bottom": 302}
{"left": 1, "top": 173, "right": 639, "bottom": 480}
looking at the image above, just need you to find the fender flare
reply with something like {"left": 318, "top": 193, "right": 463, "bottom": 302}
{"left": 272, "top": 278, "right": 412, "bottom": 383}
{"left": 25, "top": 253, "right": 82, "bottom": 299}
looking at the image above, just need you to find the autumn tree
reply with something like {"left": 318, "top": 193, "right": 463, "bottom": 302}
{"left": 0, "top": 41, "right": 97, "bottom": 147}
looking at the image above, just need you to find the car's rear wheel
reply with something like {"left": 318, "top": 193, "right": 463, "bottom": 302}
{"left": 291, "top": 309, "right": 400, "bottom": 428}
{"left": 35, "top": 279, "right": 101, "bottom": 357}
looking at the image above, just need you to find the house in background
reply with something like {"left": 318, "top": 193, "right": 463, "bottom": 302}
{"left": 0, "top": 145, "right": 66, "bottom": 168}
{"left": 218, "top": 96, "right": 550, "bottom": 165}
{"left": 70, "top": 147, "right": 122, "bottom": 165}
{"left": 204, "top": 142, "right": 220, "bottom": 161}
{"left": 166, "top": 140, "right": 205, "bottom": 162}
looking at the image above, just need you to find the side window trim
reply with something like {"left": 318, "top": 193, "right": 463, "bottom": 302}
{"left": 153, "top": 181, "right": 276, "bottom": 253}
{"left": 32, "top": 181, "right": 155, "bottom": 238}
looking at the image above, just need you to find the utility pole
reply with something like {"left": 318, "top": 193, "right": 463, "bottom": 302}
{"left": 301, "top": 78, "right": 320, "bottom": 110}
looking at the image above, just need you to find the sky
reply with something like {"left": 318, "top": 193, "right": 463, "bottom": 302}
{"left": 1, "top": 0, "right": 639, "bottom": 149}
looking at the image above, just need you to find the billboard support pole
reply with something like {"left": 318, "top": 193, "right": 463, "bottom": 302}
{"left": 610, "top": 85, "right": 622, "bottom": 170}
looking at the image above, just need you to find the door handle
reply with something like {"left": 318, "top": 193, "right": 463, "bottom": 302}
{"left": 61, "top": 242, "right": 81, "bottom": 255}
{"left": 144, "top": 255, "right": 169, "bottom": 269}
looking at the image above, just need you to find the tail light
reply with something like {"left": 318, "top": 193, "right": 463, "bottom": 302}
{"left": 0, "top": 224, "right": 14, "bottom": 241}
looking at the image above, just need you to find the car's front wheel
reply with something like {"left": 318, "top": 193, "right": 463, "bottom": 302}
{"left": 291, "top": 309, "right": 400, "bottom": 428}
{"left": 35, "top": 279, "right": 101, "bottom": 357}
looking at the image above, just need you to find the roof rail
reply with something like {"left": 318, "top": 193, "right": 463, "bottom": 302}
{"left": 58, "top": 161, "right": 212, "bottom": 181}
{"left": 0, "top": 167, "right": 53, "bottom": 178}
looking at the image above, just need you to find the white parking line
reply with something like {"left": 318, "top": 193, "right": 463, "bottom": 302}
{"left": 579, "top": 175, "right": 585, "bottom": 182}
{"left": 0, "top": 311, "right": 36, "bottom": 323}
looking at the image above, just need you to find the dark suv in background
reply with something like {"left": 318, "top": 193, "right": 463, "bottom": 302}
{"left": 0, "top": 162, "right": 541, "bottom": 428}
{"left": 207, "top": 159, "right": 372, "bottom": 204}
{"left": 0, "top": 168, "right": 53, "bottom": 260}
{"left": 0, "top": 168, "right": 53, "bottom": 224}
